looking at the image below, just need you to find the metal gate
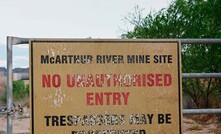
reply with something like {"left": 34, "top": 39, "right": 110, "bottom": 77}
{"left": 1, "top": 37, "right": 221, "bottom": 134}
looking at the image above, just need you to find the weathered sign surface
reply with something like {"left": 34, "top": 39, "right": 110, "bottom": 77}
{"left": 30, "top": 39, "right": 182, "bottom": 134}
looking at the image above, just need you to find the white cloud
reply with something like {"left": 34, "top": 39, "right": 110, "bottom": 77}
{"left": 0, "top": 60, "right": 6, "bottom": 67}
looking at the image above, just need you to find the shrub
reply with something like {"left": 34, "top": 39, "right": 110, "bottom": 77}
{"left": 1, "top": 80, "right": 29, "bottom": 102}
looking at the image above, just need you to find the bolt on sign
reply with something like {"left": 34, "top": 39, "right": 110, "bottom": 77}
{"left": 30, "top": 39, "right": 182, "bottom": 134}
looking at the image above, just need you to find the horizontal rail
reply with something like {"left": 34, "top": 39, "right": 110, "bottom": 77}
{"left": 7, "top": 37, "right": 221, "bottom": 45}
{"left": 18, "top": 73, "right": 221, "bottom": 80}
{"left": 182, "top": 73, "right": 221, "bottom": 78}
{"left": 183, "top": 109, "right": 221, "bottom": 114}
{"left": 180, "top": 39, "right": 221, "bottom": 44}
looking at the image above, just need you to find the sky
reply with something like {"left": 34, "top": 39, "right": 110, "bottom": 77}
{"left": 0, "top": 0, "right": 171, "bottom": 68}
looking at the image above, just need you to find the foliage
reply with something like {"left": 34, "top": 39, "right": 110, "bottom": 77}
{"left": 1, "top": 80, "right": 30, "bottom": 102}
{"left": 122, "top": 0, "right": 221, "bottom": 108}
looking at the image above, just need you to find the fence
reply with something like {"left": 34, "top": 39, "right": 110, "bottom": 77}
{"left": 2, "top": 37, "right": 221, "bottom": 134}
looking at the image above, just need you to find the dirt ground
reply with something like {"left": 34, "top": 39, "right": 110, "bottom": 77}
{"left": 0, "top": 117, "right": 29, "bottom": 134}
{"left": 0, "top": 113, "right": 221, "bottom": 134}
{"left": 183, "top": 115, "right": 221, "bottom": 134}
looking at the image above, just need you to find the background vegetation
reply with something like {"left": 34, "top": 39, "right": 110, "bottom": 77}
{"left": 1, "top": 80, "right": 29, "bottom": 102}
{"left": 122, "top": 0, "right": 221, "bottom": 108}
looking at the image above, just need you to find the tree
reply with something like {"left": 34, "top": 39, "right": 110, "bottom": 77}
{"left": 1, "top": 80, "right": 30, "bottom": 102}
{"left": 122, "top": 0, "right": 221, "bottom": 108}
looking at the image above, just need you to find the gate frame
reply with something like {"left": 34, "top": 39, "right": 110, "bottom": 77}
{"left": 5, "top": 37, "right": 221, "bottom": 134}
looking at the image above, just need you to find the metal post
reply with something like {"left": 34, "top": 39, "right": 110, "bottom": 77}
{"left": 7, "top": 37, "right": 13, "bottom": 134}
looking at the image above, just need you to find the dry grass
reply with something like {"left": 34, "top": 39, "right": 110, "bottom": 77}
{"left": 214, "top": 124, "right": 221, "bottom": 134}
{"left": 0, "top": 77, "right": 6, "bottom": 91}
{"left": 188, "top": 123, "right": 203, "bottom": 131}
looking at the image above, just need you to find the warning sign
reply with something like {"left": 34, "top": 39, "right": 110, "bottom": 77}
{"left": 30, "top": 39, "right": 182, "bottom": 134}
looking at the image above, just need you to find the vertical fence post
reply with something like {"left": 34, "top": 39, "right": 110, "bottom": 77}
{"left": 7, "top": 36, "right": 13, "bottom": 134}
